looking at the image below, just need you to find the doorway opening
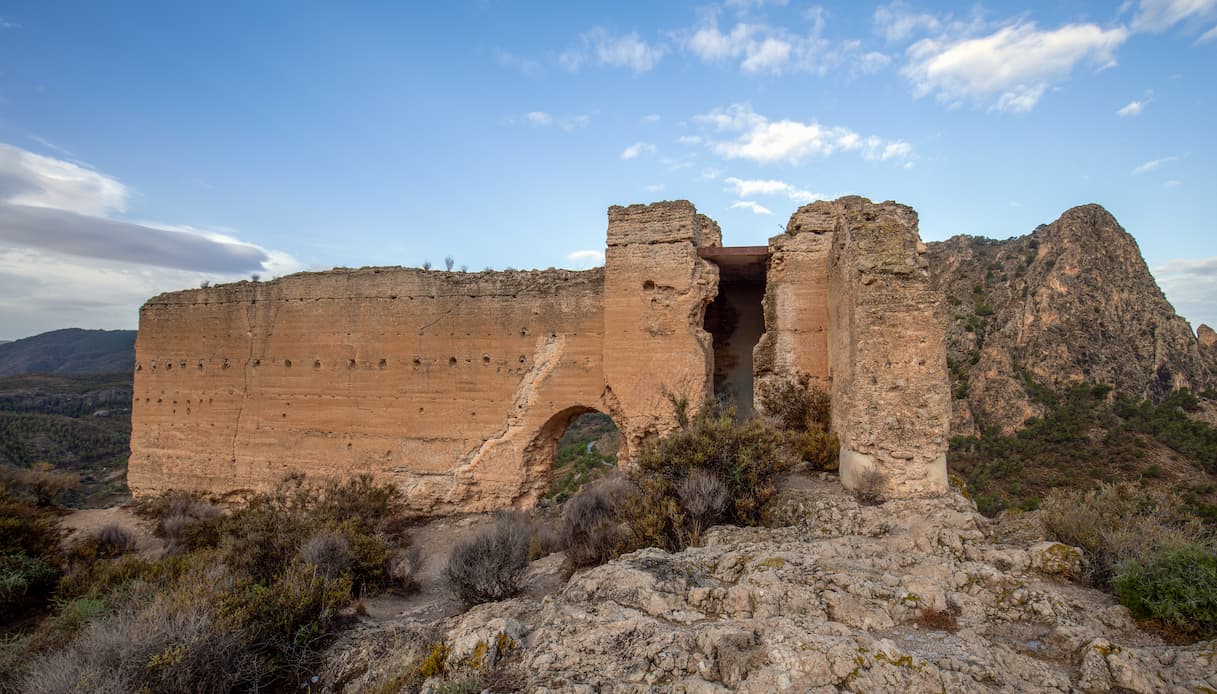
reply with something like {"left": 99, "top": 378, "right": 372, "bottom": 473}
{"left": 540, "top": 409, "right": 623, "bottom": 503}
{"left": 701, "top": 247, "right": 769, "bottom": 418}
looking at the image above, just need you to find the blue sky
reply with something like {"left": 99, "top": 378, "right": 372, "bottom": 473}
{"left": 0, "top": 0, "right": 1214, "bottom": 339}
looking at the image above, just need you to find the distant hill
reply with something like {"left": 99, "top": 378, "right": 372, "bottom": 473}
{"left": 0, "top": 329, "right": 136, "bottom": 377}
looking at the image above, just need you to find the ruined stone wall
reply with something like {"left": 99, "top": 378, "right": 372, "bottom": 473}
{"left": 130, "top": 196, "right": 952, "bottom": 511}
{"left": 129, "top": 268, "right": 611, "bottom": 515}
{"left": 824, "top": 197, "right": 950, "bottom": 496}
{"left": 755, "top": 205, "right": 834, "bottom": 400}
{"left": 602, "top": 201, "right": 720, "bottom": 447}
{"left": 130, "top": 201, "right": 720, "bottom": 514}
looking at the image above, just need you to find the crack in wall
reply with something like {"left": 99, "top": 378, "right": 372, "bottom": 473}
{"left": 231, "top": 301, "right": 255, "bottom": 466}
{"left": 436, "top": 334, "right": 568, "bottom": 508}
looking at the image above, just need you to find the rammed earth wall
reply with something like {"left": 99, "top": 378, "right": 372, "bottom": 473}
{"left": 129, "top": 196, "right": 950, "bottom": 512}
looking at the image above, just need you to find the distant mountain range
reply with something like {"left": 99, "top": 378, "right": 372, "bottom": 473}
{"left": 0, "top": 329, "right": 136, "bottom": 377}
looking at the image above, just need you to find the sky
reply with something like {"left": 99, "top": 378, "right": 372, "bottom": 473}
{"left": 0, "top": 0, "right": 1214, "bottom": 340}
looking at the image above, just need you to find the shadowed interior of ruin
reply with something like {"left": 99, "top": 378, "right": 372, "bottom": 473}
{"left": 702, "top": 247, "right": 768, "bottom": 418}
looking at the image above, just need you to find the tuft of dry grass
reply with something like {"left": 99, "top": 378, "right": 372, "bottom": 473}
{"left": 852, "top": 467, "right": 887, "bottom": 506}
{"left": 914, "top": 607, "right": 958, "bottom": 632}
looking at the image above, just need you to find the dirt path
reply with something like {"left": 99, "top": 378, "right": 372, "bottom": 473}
{"left": 358, "top": 512, "right": 567, "bottom": 625}
{"left": 59, "top": 505, "right": 163, "bottom": 558}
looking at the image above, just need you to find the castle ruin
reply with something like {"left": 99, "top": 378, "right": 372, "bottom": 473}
{"left": 128, "top": 196, "right": 951, "bottom": 514}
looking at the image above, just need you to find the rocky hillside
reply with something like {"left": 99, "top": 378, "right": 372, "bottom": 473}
{"left": 0, "top": 328, "right": 135, "bottom": 377}
{"left": 927, "top": 204, "right": 1217, "bottom": 435}
{"left": 317, "top": 477, "right": 1217, "bottom": 692}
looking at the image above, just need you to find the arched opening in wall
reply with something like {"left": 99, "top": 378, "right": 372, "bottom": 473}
{"left": 530, "top": 407, "right": 624, "bottom": 504}
{"left": 701, "top": 247, "right": 769, "bottom": 418}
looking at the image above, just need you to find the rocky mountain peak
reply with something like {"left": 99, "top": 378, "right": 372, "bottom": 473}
{"left": 1200, "top": 324, "right": 1216, "bottom": 350}
{"left": 927, "top": 204, "right": 1213, "bottom": 434}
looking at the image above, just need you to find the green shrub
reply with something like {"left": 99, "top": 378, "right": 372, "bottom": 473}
{"left": 636, "top": 406, "right": 792, "bottom": 528}
{"left": 757, "top": 374, "right": 830, "bottom": 432}
{"left": 0, "top": 475, "right": 65, "bottom": 624}
{"left": 1042, "top": 483, "right": 1211, "bottom": 585}
{"left": 19, "top": 473, "right": 412, "bottom": 693}
{"left": 1113, "top": 544, "right": 1217, "bottom": 634}
{"left": 0, "top": 553, "right": 59, "bottom": 613}
{"left": 561, "top": 406, "right": 796, "bottom": 569}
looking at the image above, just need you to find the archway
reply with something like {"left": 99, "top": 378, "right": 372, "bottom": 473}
{"left": 527, "top": 406, "right": 624, "bottom": 504}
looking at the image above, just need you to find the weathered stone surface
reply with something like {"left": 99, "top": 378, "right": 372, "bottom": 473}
{"left": 130, "top": 267, "right": 614, "bottom": 515}
{"left": 131, "top": 197, "right": 953, "bottom": 510}
{"left": 318, "top": 479, "right": 1217, "bottom": 693}
{"left": 825, "top": 197, "right": 951, "bottom": 497}
{"left": 1200, "top": 324, "right": 1216, "bottom": 350}
{"left": 928, "top": 203, "right": 1215, "bottom": 434}
{"left": 754, "top": 217, "right": 831, "bottom": 394}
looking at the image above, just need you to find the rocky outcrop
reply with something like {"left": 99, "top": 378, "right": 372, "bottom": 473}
{"left": 318, "top": 477, "right": 1216, "bottom": 692}
{"left": 927, "top": 204, "right": 1215, "bottom": 433}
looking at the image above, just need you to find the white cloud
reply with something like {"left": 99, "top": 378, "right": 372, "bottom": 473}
{"left": 740, "top": 36, "right": 794, "bottom": 72}
{"left": 643, "top": 183, "right": 666, "bottom": 192}
{"left": 1132, "top": 155, "right": 1180, "bottom": 174}
{"left": 873, "top": 2, "right": 943, "bottom": 43}
{"left": 525, "top": 111, "right": 553, "bottom": 126}
{"left": 1153, "top": 255, "right": 1217, "bottom": 329}
{"left": 518, "top": 111, "right": 589, "bottom": 131}
{"left": 495, "top": 49, "right": 541, "bottom": 76}
{"left": 856, "top": 50, "right": 893, "bottom": 74}
{"left": 677, "top": 135, "right": 703, "bottom": 145}
{"left": 693, "top": 103, "right": 913, "bottom": 165}
{"left": 681, "top": 13, "right": 882, "bottom": 76}
{"left": 729, "top": 200, "right": 774, "bottom": 215}
{"left": 0, "top": 143, "right": 126, "bottom": 216}
{"left": 1198, "top": 23, "right": 1217, "bottom": 41}
{"left": 1117, "top": 99, "right": 1146, "bottom": 116}
{"left": 641, "top": 113, "right": 661, "bottom": 124}
{"left": 1163, "top": 179, "right": 1182, "bottom": 187}
{"left": 0, "top": 142, "right": 299, "bottom": 338}
{"left": 700, "top": 167, "right": 725, "bottom": 180}
{"left": 723, "top": 176, "right": 824, "bottom": 203}
{"left": 1131, "top": 0, "right": 1217, "bottom": 32}
{"left": 565, "top": 249, "right": 605, "bottom": 266}
{"left": 660, "top": 157, "right": 693, "bottom": 171}
{"left": 620, "top": 142, "right": 657, "bottom": 160}
{"left": 561, "top": 28, "right": 665, "bottom": 74}
{"left": 903, "top": 22, "right": 1129, "bottom": 113}
{"left": 724, "top": 0, "right": 789, "bottom": 9}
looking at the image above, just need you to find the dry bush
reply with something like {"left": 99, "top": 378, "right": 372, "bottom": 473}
{"left": 19, "top": 462, "right": 80, "bottom": 507}
{"left": 784, "top": 426, "right": 841, "bottom": 470}
{"left": 756, "top": 375, "right": 839, "bottom": 470}
{"left": 677, "top": 470, "right": 729, "bottom": 543}
{"left": 561, "top": 476, "right": 637, "bottom": 570}
{"left": 527, "top": 516, "right": 564, "bottom": 560}
{"left": 92, "top": 524, "right": 136, "bottom": 559}
{"left": 914, "top": 607, "right": 958, "bottom": 632}
{"left": 852, "top": 467, "right": 887, "bottom": 506}
{"left": 137, "top": 491, "right": 222, "bottom": 554}
{"left": 636, "top": 407, "right": 792, "bottom": 527}
{"left": 389, "top": 545, "right": 423, "bottom": 594}
{"left": 445, "top": 512, "right": 531, "bottom": 605}
{"left": 1042, "top": 482, "right": 1212, "bottom": 585}
{"left": 757, "top": 374, "right": 831, "bottom": 432}
{"left": 300, "top": 530, "right": 353, "bottom": 580}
